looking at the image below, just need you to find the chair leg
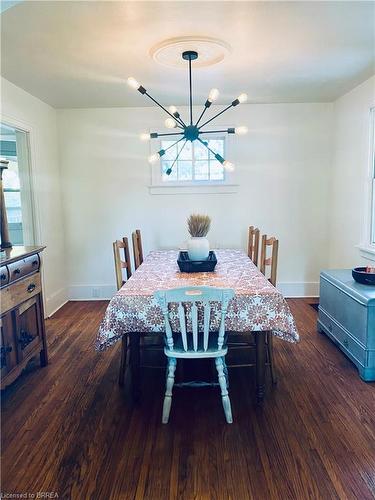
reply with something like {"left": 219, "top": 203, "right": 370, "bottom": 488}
{"left": 118, "top": 335, "right": 128, "bottom": 387}
{"left": 162, "top": 357, "right": 177, "bottom": 424}
{"left": 223, "top": 358, "right": 229, "bottom": 389}
{"left": 267, "top": 332, "right": 277, "bottom": 385}
{"left": 215, "top": 357, "right": 233, "bottom": 424}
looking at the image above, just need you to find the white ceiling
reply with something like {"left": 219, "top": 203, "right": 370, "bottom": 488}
{"left": 1, "top": 1, "right": 374, "bottom": 108}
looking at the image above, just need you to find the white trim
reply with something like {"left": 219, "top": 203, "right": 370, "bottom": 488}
{"left": 357, "top": 244, "right": 375, "bottom": 262}
{"left": 69, "top": 284, "right": 117, "bottom": 300}
{"left": 45, "top": 288, "right": 68, "bottom": 318}
{"left": 149, "top": 184, "right": 239, "bottom": 195}
{"left": 1, "top": 113, "right": 47, "bottom": 308}
{"left": 68, "top": 282, "right": 319, "bottom": 300}
{"left": 359, "top": 107, "right": 375, "bottom": 255}
{"left": 277, "top": 281, "right": 320, "bottom": 298}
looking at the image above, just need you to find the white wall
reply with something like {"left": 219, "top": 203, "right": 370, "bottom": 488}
{"left": 1, "top": 77, "right": 67, "bottom": 315}
{"left": 329, "top": 76, "right": 375, "bottom": 268}
{"left": 57, "top": 103, "right": 333, "bottom": 299}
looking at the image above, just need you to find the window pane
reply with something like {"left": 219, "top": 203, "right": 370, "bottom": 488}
{"left": 208, "top": 139, "right": 224, "bottom": 158}
{"left": 194, "top": 161, "right": 209, "bottom": 180}
{"left": 161, "top": 140, "right": 178, "bottom": 161}
{"left": 209, "top": 161, "right": 225, "bottom": 180}
{"left": 177, "top": 161, "right": 193, "bottom": 181}
{"left": 194, "top": 141, "right": 209, "bottom": 160}
{"left": 178, "top": 140, "right": 193, "bottom": 160}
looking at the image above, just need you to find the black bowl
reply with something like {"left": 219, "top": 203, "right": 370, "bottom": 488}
{"left": 352, "top": 267, "right": 375, "bottom": 285}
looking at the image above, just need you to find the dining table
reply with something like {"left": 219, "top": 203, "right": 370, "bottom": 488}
{"left": 96, "top": 249, "right": 299, "bottom": 402}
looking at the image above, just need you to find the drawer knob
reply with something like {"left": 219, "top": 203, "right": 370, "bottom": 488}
{"left": 13, "top": 268, "right": 21, "bottom": 275}
{"left": 27, "top": 283, "right": 36, "bottom": 293}
{"left": 1, "top": 273, "right": 6, "bottom": 280}
{"left": 32, "top": 260, "right": 38, "bottom": 267}
{"left": 343, "top": 339, "right": 349, "bottom": 348}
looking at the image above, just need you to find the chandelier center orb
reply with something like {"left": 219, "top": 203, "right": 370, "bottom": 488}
{"left": 184, "top": 125, "right": 200, "bottom": 142}
{"left": 182, "top": 50, "right": 198, "bottom": 61}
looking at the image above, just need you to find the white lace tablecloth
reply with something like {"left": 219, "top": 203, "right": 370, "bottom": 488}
{"left": 95, "top": 249, "right": 299, "bottom": 351}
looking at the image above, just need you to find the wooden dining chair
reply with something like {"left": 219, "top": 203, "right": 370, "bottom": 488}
{"left": 132, "top": 229, "right": 144, "bottom": 270}
{"left": 113, "top": 237, "right": 132, "bottom": 387}
{"left": 259, "top": 234, "right": 279, "bottom": 384}
{"left": 154, "top": 286, "right": 235, "bottom": 424}
{"left": 247, "top": 226, "right": 260, "bottom": 266}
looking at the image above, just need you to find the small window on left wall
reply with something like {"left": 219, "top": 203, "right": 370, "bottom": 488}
{"left": 0, "top": 123, "right": 35, "bottom": 246}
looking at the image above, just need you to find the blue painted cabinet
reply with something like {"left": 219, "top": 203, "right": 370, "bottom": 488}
{"left": 318, "top": 269, "right": 375, "bottom": 382}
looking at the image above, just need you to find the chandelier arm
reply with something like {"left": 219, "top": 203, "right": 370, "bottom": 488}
{"left": 195, "top": 106, "right": 208, "bottom": 127}
{"left": 163, "top": 136, "right": 186, "bottom": 152}
{"left": 143, "top": 91, "right": 185, "bottom": 127}
{"left": 197, "top": 137, "right": 218, "bottom": 157}
{"left": 188, "top": 58, "right": 193, "bottom": 125}
{"left": 170, "top": 140, "right": 188, "bottom": 170}
{"left": 199, "top": 129, "right": 229, "bottom": 135}
{"left": 198, "top": 104, "right": 234, "bottom": 129}
{"left": 154, "top": 132, "right": 184, "bottom": 137}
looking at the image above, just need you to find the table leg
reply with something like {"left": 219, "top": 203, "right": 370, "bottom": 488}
{"left": 129, "top": 332, "right": 141, "bottom": 402}
{"left": 255, "top": 330, "right": 266, "bottom": 404}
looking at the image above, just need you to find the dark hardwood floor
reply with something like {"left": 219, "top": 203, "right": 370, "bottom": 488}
{"left": 1, "top": 299, "right": 375, "bottom": 500}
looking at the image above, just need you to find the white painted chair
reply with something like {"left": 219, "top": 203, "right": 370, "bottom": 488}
{"left": 154, "top": 286, "right": 235, "bottom": 424}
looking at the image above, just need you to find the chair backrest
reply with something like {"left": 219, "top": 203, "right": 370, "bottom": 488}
{"left": 132, "top": 229, "right": 144, "bottom": 270}
{"left": 154, "top": 286, "right": 235, "bottom": 353}
{"left": 259, "top": 234, "right": 279, "bottom": 286}
{"left": 113, "top": 237, "right": 132, "bottom": 290}
{"left": 247, "top": 225, "right": 260, "bottom": 266}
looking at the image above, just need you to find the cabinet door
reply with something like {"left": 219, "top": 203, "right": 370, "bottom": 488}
{"left": 0, "top": 312, "right": 18, "bottom": 375}
{"left": 15, "top": 295, "right": 43, "bottom": 361}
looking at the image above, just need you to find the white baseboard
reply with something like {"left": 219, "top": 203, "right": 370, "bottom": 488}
{"left": 67, "top": 282, "right": 319, "bottom": 301}
{"left": 68, "top": 284, "right": 117, "bottom": 301}
{"left": 277, "top": 281, "right": 319, "bottom": 298}
{"left": 45, "top": 287, "right": 69, "bottom": 317}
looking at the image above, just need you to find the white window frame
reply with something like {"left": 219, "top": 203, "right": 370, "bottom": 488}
{"left": 149, "top": 126, "right": 238, "bottom": 195}
{"left": 358, "top": 107, "right": 375, "bottom": 261}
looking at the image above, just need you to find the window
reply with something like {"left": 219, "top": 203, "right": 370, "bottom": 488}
{"left": 0, "top": 123, "right": 35, "bottom": 246}
{"left": 160, "top": 138, "right": 225, "bottom": 183}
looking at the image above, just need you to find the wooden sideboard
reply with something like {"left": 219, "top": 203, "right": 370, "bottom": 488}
{"left": 0, "top": 246, "right": 48, "bottom": 389}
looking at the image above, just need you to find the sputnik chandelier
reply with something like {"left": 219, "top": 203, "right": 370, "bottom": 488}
{"left": 127, "top": 50, "right": 248, "bottom": 175}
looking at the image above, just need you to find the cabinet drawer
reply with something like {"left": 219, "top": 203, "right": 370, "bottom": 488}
{"left": 1, "top": 273, "right": 41, "bottom": 314}
{"left": 319, "top": 308, "right": 367, "bottom": 366}
{"left": 8, "top": 254, "right": 40, "bottom": 284}
{"left": 320, "top": 278, "right": 368, "bottom": 344}
{"left": 0, "top": 266, "right": 9, "bottom": 288}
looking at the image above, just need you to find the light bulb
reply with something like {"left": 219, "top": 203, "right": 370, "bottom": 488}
{"left": 169, "top": 105, "right": 178, "bottom": 114}
{"left": 223, "top": 160, "right": 235, "bottom": 172}
{"left": 235, "top": 126, "right": 248, "bottom": 135}
{"left": 238, "top": 93, "right": 248, "bottom": 104}
{"left": 127, "top": 77, "right": 140, "bottom": 90}
{"left": 148, "top": 153, "right": 159, "bottom": 164}
{"left": 140, "top": 133, "right": 151, "bottom": 141}
{"left": 208, "top": 88, "right": 219, "bottom": 102}
{"left": 165, "top": 118, "right": 177, "bottom": 129}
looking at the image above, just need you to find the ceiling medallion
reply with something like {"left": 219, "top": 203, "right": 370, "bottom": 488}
{"left": 150, "top": 36, "right": 231, "bottom": 68}
{"left": 127, "top": 49, "right": 248, "bottom": 175}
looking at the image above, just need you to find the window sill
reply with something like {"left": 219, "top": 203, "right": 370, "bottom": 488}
{"left": 149, "top": 184, "right": 239, "bottom": 195}
{"left": 357, "top": 244, "right": 375, "bottom": 262}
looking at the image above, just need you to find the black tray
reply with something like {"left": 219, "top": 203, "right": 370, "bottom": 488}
{"left": 177, "top": 251, "right": 217, "bottom": 273}
{"left": 352, "top": 267, "right": 375, "bottom": 286}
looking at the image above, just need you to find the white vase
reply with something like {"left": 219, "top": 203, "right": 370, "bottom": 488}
{"left": 187, "top": 237, "right": 210, "bottom": 261}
